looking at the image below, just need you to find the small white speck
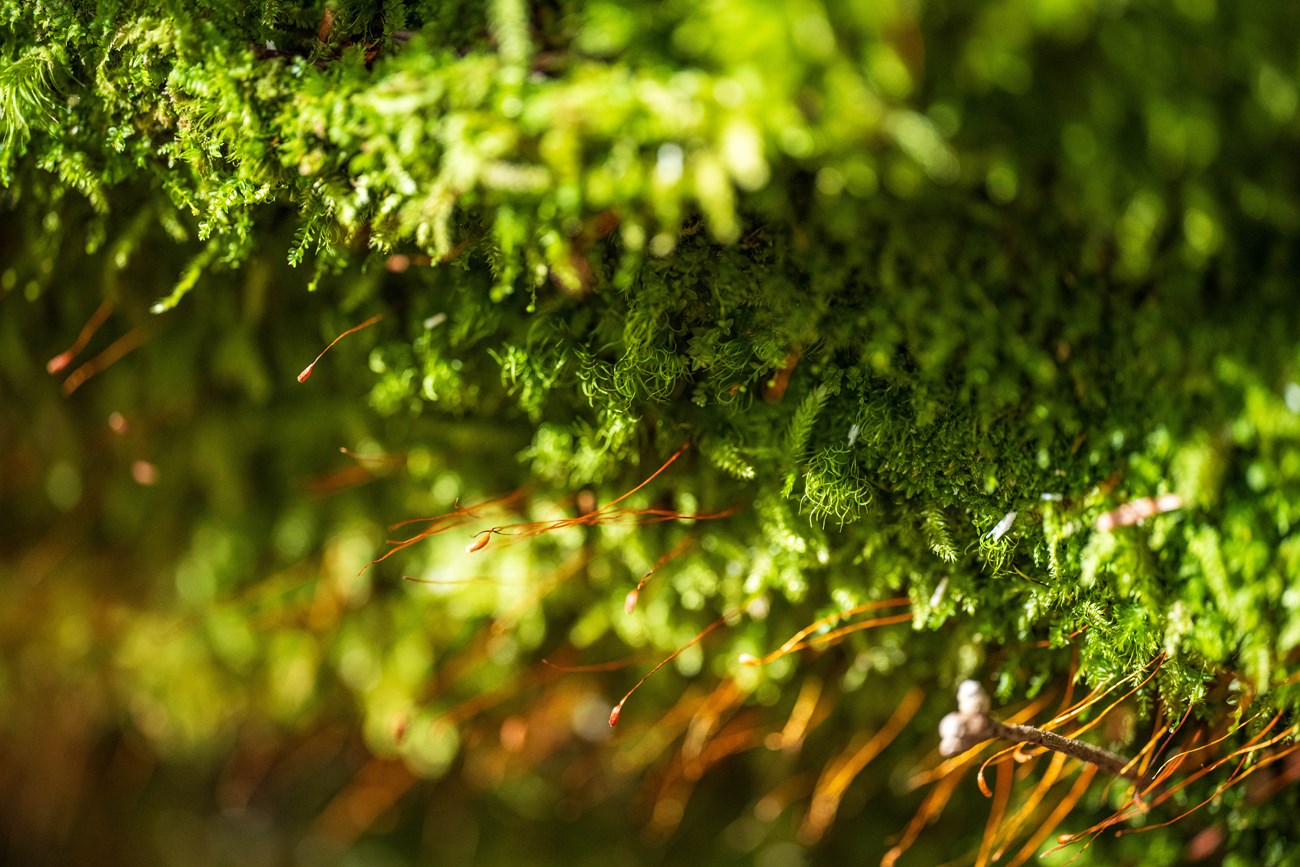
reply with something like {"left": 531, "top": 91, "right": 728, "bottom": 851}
{"left": 985, "top": 510, "right": 1017, "bottom": 541}
{"left": 424, "top": 313, "right": 447, "bottom": 330}
{"left": 847, "top": 423, "right": 860, "bottom": 447}
{"left": 1040, "top": 492, "right": 1063, "bottom": 502}
{"left": 928, "top": 576, "right": 949, "bottom": 608}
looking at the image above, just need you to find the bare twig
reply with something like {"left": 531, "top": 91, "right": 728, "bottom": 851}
{"left": 939, "top": 681, "right": 1146, "bottom": 784}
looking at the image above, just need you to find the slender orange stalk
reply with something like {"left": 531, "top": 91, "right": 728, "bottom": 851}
{"left": 1045, "top": 654, "right": 1164, "bottom": 732}
{"left": 47, "top": 298, "right": 114, "bottom": 373}
{"left": 297, "top": 312, "right": 383, "bottom": 382}
{"left": 1059, "top": 712, "right": 1285, "bottom": 851}
{"left": 626, "top": 534, "right": 694, "bottom": 613}
{"left": 1119, "top": 738, "right": 1300, "bottom": 838}
{"left": 1149, "top": 702, "right": 1196, "bottom": 774}
{"left": 775, "top": 676, "right": 825, "bottom": 753}
{"left": 364, "top": 488, "right": 529, "bottom": 573}
{"left": 883, "top": 768, "right": 968, "bottom": 866}
{"left": 469, "top": 446, "right": 696, "bottom": 557}
{"left": 614, "top": 687, "right": 716, "bottom": 772}
{"left": 978, "top": 743, "right": 1027, "bottom": 796}
{"left": 1139, "top": 716, "right": 1293, "bottom": 816}
{"left": 609, "top": 610, "right": 737, "bottom": 727}
{"left": 61, "top": 324, "right": 153, "bottom": 395}
{"left": 389, "top": 487, "right": 529, "bottom": 532}
{"left": 907, "top": 694, "right": 1058, "bottom": 791}
{"left": 992, "top": 751, "right": 1069, "bottom": 860}
{"left": 681, "top": 681, "right": 751, "bottom": 778}
{"left": 975, "top": 759, "right": 1015, "bottom": 867}
{"left": 801, "top": 688, "right": 924, "bottom": 843}
{"left": 1150, "top": 711, "right": 1260, "bottom": 782}
{"left": 739, "top": 596, "right": 911, "bottom": 666}
{"left": 601, "top": 443, "right": 690, "bottom": 510}
{"left": 538, "top": 655, "right": 639, "bottom": 673}
{"left": 796, "top": 610, "right": 914, "bottom": 654}
{"left": 1008, "top": 764, "right": 1097, "bottom": 866}
{"left": 1058, "top": 656, "right": 1164, "bottom": 742}
{"left": 466, "top": 506, "right": 734, "bottom": 554}
{"left": 756, "top": 773, "right": 816, "bottom": 822}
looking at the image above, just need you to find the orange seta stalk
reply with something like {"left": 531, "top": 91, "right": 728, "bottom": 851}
{"left": 795, "top": 611, "right": 914, "bottom": 654}
{"left": 461, "top": 451, "right": 730, "bottom": 555}
{"left": 538, "top": 655, "right": 639, "bottom": 673}
{"left": 883, "top": 768, "right": 967, "bottom": 866}
{"left": 362, "top": 488, "right": 530, "bottom": 574}
{"left": 975, "top": 759, "right": 1015, "bottom": 867}
{"left": 609, "top": 610, "right": 736, "bottom": 727}
{"left": 1008, "top": 764, "right": 1098, "bottom": 867}
{"left": 801, "top": 688, "right": 924, "bottom": 843}
{"left": 1043, "top": 653, "right": 1165, "bottom": 732}
{"left": 600, "top": 443, "right": 690, "bottom": 512}
{"left": 739, "top": 597, "right": 911, "bottom": 666}
{"left": 61, "top": 324, "right": 153, "bottom": 395}
{"left": 626, "top": 534, "right": 695, "bottom": 613}
{"left": 297, "top": 312, "right": 383, "bottom": 382}
{"left": 1056, "top": 714, "right": 1289, "bottom": 853}
{"left": 48, "top": 298, "right": 114, "bottom": 373}
{"left": 992, "top": 751, "right": 1069, "bottom": 860}
{"left": 466, "top": 447, "right": 698, "bottom": 555}
{"left": 776, "top": 676, "right": 826, "bottom": 753}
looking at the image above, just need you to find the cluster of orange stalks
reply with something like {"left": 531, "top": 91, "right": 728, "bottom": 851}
{"left": 369, "top": 443, "right": 741, "bottom": 727}
{"left": 889, "top": 653, "right": 1300, "bottom": 866}
{"left": 610, "top": 592, "right": 916, "bottom": 728}
{"left": 335, "top": 406, "right": 1300, "bottom": 860}
{"left": 604, "top": 609, "right": 920, "bottom": 843}
{"left": 369, "top": 443, "right": 734, "bottom": 576}
{"left": 47, "top": 299, "right": 156, "bottom": 395}
{"left": 366, "top": 439, "right": 933, "bottom": 838}
{"left": 376, "top": 441, "right": 922, "bottom": 755}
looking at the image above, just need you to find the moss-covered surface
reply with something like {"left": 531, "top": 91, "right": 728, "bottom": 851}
{"left": 3, "top": 2, "right": 1300, "bottom": 864}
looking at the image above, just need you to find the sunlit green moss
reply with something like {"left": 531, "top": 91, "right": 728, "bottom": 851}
{"left": 5, "top": 1, "right": 1300, "bottom": 864}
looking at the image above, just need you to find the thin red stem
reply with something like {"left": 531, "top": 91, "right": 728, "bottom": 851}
{"left": 48, "top": 299, "right": 114, "bottom": 374}
{"left": 298, "top": 313, "right": 384, "bottom": 382}
{"left": 609, "top": 611, "right": 734, "bottom": 727}
{"left": 61, "top": 324, "right": 152, "bottom": 395}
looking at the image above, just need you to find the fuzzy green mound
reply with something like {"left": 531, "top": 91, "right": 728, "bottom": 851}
{"left": 4, "top": 1, "right": 1300, "bottom": 864}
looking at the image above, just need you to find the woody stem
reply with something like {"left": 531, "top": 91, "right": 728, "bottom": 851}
{"left": 989, "top": 719, "right": 1146, "bottom": 784}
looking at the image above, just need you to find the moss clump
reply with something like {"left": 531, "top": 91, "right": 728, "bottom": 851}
{"left": 4, "top": 1, "right": 1300, "bottom": 863}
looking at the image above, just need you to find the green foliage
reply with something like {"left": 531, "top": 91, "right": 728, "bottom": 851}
{"left": 5, "top": 0, "right": 1300, "bottom": 864}
{"left": 0, "top": 46, "right": 59, "bottom": 173}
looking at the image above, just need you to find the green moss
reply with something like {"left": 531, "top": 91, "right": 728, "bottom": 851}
{"left": 5, "top": 0, "right": 1300, "bottom": 861}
